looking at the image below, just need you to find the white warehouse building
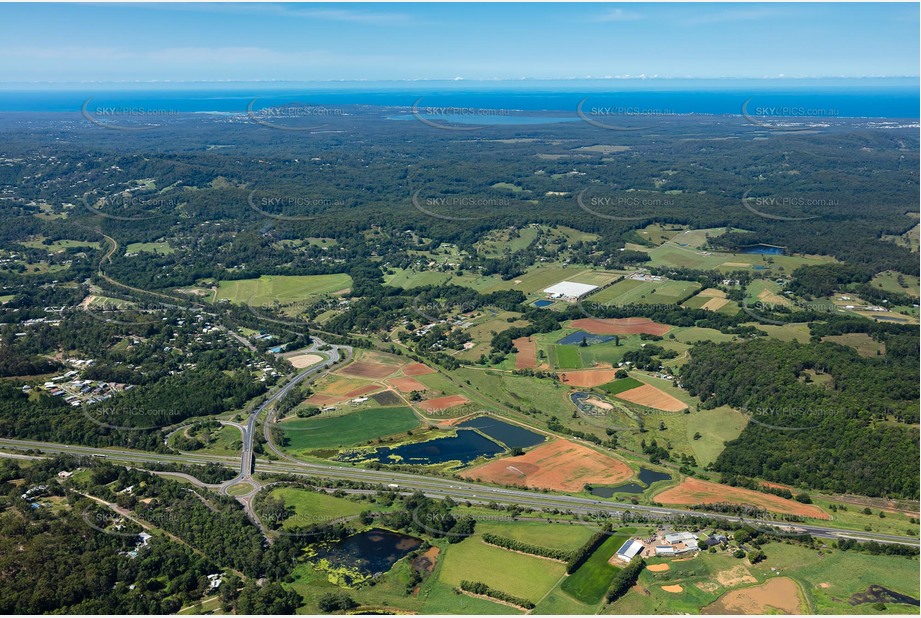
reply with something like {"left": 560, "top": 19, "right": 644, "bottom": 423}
{"left": 543, "top": 281, "right": 599, "bottom": 300}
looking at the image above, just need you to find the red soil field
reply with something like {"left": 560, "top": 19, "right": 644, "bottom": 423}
{"left": 339, "top": 361, "right": 399, "bottom": 380}
{"left": 615, "top": 383, "right": 687, "bottom": 411}
{"left": 654, "top": 477, "right": 829, "bottom": 519}
{"left": 418, "top": 394, "right": 470, "bottom": 412}
{"left": 572, "top": 317, "right": 671, "bottom": 336}
{"left": 460, "top": 438, "right": 634, "bottom": 492}
{"left": 344, "top": 384, "right": 383, "bottom": 398}
{"left": 305, "top": 394, "right": 340, "bottom": 406}
{"left": 558, "top": 368, "right": 617, "bottom": 387}
{"left": 513, "top": 336, "right": 537, "bottom": 369}
{"left": 403, "top": 362, "right": 436, "bottom": 376}
{"left": 388, "top": 377, "right": 428, "bottom": 392}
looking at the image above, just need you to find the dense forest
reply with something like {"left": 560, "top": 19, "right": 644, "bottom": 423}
{"left": 680, "top": 338, "right": 920, "bottom": 497}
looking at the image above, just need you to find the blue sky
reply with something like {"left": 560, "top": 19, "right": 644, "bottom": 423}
{"left": 0, "top": 3, "right": 917, "bottom": 83}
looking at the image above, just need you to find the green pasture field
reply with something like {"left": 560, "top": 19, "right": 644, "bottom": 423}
{"left": 560, "top": 529, "right": 635, "bottom": 604}
{"left": 438, "top": 536, "right": 568, "bottom": 603}
{"left": 586, "top": 277, "right": 700, "bottom": 307}
{"left": 268, "top": 487, "right": 367, "bottom": 528}
{"left": 280, "top": 406, "right": 421, "bottom": 451}
{"left": 475, "top": 519, "right": 596, "bottom": 553}
{"left": 215, "top": 273, "right": 353, "bottom": 306}
{"left": 20, "top": 238, "right": 99, "bottom": 251}
{"left": 869, "top": 270, "right": 920, "bottom": 298}
{"left": 126, "top": 241, "right": 174, "bottom": 255}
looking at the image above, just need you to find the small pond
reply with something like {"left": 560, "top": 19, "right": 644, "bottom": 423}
{"left": 456, "top": 416, "right": 545, "bottom": 449}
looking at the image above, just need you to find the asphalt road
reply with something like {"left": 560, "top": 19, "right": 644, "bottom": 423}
{"left": 2, "top": 435, "right": 917, "bottom": 547}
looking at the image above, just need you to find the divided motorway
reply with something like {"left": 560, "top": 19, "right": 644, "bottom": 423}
{"left": 1, "top": 436, "right": 917, "bottom": 548}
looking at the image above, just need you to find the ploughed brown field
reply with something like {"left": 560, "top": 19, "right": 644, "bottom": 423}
{"left": 512, "top": 336, "right": 537, "bottom": 369}
{"left": 403, "top": 362, "right": 436, "bottom": 376}
{"left": 615, "top": 383, "right": 687, "bottom": 412}
{"left": 653, "top": 477, "right": 829, "bottom": 519}
{"left": 388, "top": 377, "right": 428, "bottom": 392}
{"left": 571, "top": 317, "right": 671, "bottom": 336}
{"left": 460, "top": 438, "right": 634, "bottom": 492}
{"left": 339, "top": 361, "right": 399, "bottom": 379}
{"left": 558, "top": 368, "right": 617, "bottom": 387}
{"left": 418, "top": 394, "right": 470, "bottom": 411}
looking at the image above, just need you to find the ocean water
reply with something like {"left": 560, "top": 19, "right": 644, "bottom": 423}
{"left": 0, "top": 79, "right": 917, "bottom": 119}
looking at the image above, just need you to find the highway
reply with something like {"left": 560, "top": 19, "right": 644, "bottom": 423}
{"left": 2, "top": 435, "right": 918, "bottom": 547}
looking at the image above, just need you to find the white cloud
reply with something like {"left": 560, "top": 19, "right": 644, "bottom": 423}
{"left": 596, "top": 8, "right": 642, "bottom": 22}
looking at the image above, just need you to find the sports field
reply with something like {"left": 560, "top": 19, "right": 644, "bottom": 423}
{"left": 280, "top": 406, "right": 421, "bottom": 451}
{"left": 215, "top": 273, "right": 352, "bottom": 305}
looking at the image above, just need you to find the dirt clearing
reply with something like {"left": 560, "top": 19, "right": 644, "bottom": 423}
{"left": 404, "top": 363, "right": 436, "bottom": 376}
{"left": 340, "top": 361, "right": 399, "bottom": 380}
{"left": 418, "top": 395, "right": 470, "bottom": 412}
{"left": 654, "top": 477, "right": 828, "bottom": 519}
{"left": 647, "top": 564, "right": 670, "bottom": 572}
{"left": 388, "top": 377, "right": 428, "bottom": 392}
{"left": 460, "top": 438, "right": 633, "bottom": 492}
{"left": 614, "top": 383, "right": 687, "bottom": 412}
{"left": 571, "top": 317, "right": 671, "bottom": 336}
{"left": 662, "top": 585, "right": 683, "bottom": 593}
{"left": 513, "top": 336, "right": 537, "bottom": 369}
{"left": 558, "top": 368, "right": 617, "bottom": 387}
{"left": 703, "top": 577, "right": 804, "bottom": 614}
{"left": 287, "top": 353, "right": 323, "bottom": 368}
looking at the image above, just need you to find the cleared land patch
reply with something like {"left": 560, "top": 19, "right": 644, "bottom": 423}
{"left": 460, "top": 439, "right": 633, "bottom": 492}
{"left": 513, "top": 336, "right": 537, "bottom": 369}
{"left": 418, "top": 394, "right": 470, "bottom": 412}
{"left": 558, "top": 368, "right": 617, "bottom": 387}
{"left": 388, "top": 377, "right": 428, "bottom": 392}
{"left": 287, "top": 353, "right": 323, "bottom": 368}
{"left": 215, "top": 273, "right": 352, "bottom": 305}
{"left": 614, "top": 383, "right": 688, "bottom": 412}
{"left": 404, "top": 362, "right": 436, "bottom": 376}
{"left": 702, "top": 577, "right": 804, "bottom": 614}
{"left": 653, "top": 477, "right": 828, "bottom": 519}
{"left": 340, "top": 361, "right": 399, "bottom": 380}
{"left": 571, "top": 317, "right": 671, "bottom": 336}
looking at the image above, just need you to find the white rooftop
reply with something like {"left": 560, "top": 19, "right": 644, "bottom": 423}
{"left": 543, "top": 281, "right": 598, "bottom": 298}
{"left": 616, "top": 539, "right": 644, "bottom": 560}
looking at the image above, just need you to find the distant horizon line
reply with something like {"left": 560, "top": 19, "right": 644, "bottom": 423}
{"left": 1, "top": 76, "right": 918, "bottom": 86}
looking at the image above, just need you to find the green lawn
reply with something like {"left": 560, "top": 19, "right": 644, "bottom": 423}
{"left": 215, "top": 273, "right": 353, "bottom": 306}
{"left": 281, "top": 406, "right": 421, "bottom": 451}
{"left": 560, "top": 529, "right": 635, "bottom": 604}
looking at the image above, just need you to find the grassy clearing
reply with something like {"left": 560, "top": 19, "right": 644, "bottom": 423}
{"left": 268, "top": 487, "right": 367, "bottom": 528}
{"left": 126, "top": 241, "right": 174, "bottom": 255}
{"left": 560, "top": 529, "right": 634, "bottom": 604}
{"left": 215, "top": 273, "right": 352, "bottom": 305}
{"left": 587, "top": 277, "right": 700, "bottom": 307}
{"left": 438, "top": 537, "right": 567, "bottom": 602}
{"left": 281, "top": 406, "right": 421, "bottom": 451}
{"left": 475, "top": 519, "right": 596, "bottom": 553}
{"left": 869, "top": 270, "right": 920, "bottom": 299}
